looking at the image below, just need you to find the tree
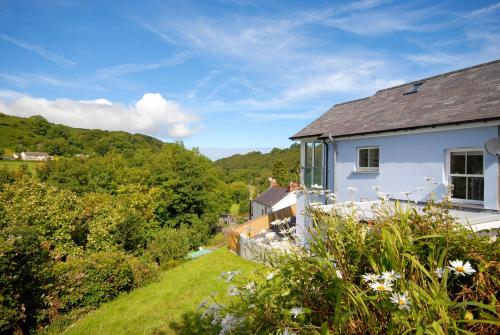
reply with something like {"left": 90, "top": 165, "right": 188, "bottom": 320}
{"left": 28, "top": 115, "right": 50, "bottom": 136}
{"left": 272, "top": 160, "right": 289, "bottom": 187}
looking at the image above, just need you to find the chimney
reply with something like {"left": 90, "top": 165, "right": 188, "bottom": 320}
{"left": 268, "top": 177, "right": 278, "bottom": 188}
{"left": 288, "top": 181, "right": 299, "bottom": 192}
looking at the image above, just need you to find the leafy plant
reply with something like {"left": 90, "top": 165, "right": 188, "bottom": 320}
{"left": 199, "top": 200, "right": 500, "bottom": 334}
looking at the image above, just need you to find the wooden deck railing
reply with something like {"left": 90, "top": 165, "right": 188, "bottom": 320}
{"left": 227, "top": 204, "right": 296, "bottom": 253}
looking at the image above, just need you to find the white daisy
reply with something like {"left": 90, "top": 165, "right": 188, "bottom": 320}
{"left": 381, "top": 270, "right": 402, "bottom": 282}
{"left": 265, "top": 232, "right": 276, "bottom": 240}
{"left": 390, "top": 292, "right": 411, "bottom": 310}
{"left": 369, "top": 280, "right": 393, "bottom": 292}
{"left": 290, "top": 306, "right": 304, "bottom": 319}
{"left": 228, "top": 285, "right": 239, "bottom": 296}
{"left": 434, "top": 267, "right": 444, "bottom": 278}
{"left": 362, "top": 273, "right": 381, "bottom": 283}
{"left": 447, "top": 260, "right": 476, "bottom": 276}
{"left": 266, "top": 271, "right": 277, "bottom": 280}
{"left": 245, "top": 281, "right": 256, "bottom": 293}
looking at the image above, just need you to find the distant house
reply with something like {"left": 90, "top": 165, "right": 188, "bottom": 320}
{"left": 250, "top": 179, "right": 298, "bottom": 219}
{"left": 21, "top": 152, "right": 49, "bottom": 161}
{"left": 290, "top": 59, "right": 500, "bottom": 240}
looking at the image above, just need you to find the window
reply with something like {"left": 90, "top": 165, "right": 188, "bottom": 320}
{"left": 303, "top": 141, "right": 324, "bottom": 188}
{"left": 357, "top": 147, "right": 379, "bottom": 172}
{"left": 449, "top": 150, "right": 484, "bottom": 202}
{"left": 404, "top": 82, "right": 423, "bottom": 95}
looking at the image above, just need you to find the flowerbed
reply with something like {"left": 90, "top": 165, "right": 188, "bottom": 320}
{"left": 197, "top": 200, "right": 499, "bottom": 334}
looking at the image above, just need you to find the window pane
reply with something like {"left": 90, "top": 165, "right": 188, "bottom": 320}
{"left": 451, "top": 176, "right": 466, "bottom": 199}
{"left": 450, "top": 152, "right": 466, "bottom": 174}
{"left": 466, "top": 151, "right": 483, "bottom": 175}
{"left": 313, "top": 167, "right": 323, "bottom": 187}
{"left": 314, "top": 143, "right": 323, "bottom": 168}
{"left": 359, "top": 149, "right": 368, "bottom": 168}
{"left": 369, "top": 148, "right": 379, "bottom": 168}
{"left": 468, "top": 177, "right": 484, "bottom": 201}
{"left": 305, "top": 143, "right": 313, "bottom": 167}
{"left": 303, "top": 167, "right": 312, "bottom": 188}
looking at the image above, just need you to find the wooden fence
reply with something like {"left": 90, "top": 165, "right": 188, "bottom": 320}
{"left": 227, "top": 204, "right": 296, "bottom": 253}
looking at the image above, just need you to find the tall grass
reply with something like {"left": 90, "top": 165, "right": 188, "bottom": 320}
{"left": 198, "top": 199, "right": 499, "bottom": 334}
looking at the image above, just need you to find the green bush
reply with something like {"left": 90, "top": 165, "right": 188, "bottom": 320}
{"left": 53, "top": 252, "right": 157, "bottom": 313}
{"left": 198, "top": 200, "right": 500, "bottom": 334}
{"left": 0, "top": 224, "right": 53, "bottom": 334}
{"left": 147, "top": 228, "right": 191, "bottom": 268}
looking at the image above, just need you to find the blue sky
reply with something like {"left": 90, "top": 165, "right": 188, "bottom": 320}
{"left": 1, "top": 0, "right": 500, "bottom": 159}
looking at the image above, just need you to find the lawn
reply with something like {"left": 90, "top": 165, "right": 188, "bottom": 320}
{"left": 0, "top": 160, "right": 43, "bottom": 173}
{"left": 52, "top": 248, "right": 260, "bottom": 335}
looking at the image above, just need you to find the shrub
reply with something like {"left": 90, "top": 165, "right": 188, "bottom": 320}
{"left": 147, "top": 228, "right": 191, "bottom": 268}
{"left": 0, "top": 224, "right": 53, "bottom": 334}
{"left": 127, "top": 256, "right": 160, "bottom": 288}
{"left": 198, "top": 200, "right": 500, "bottom": 334}
{"left": 54, "top": 252, "right": 140, "bottom": 313}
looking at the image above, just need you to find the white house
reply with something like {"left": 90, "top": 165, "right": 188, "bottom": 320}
{"left": 290, "top": 59, "right": 500, "bottom": 241}
{"left": 21, "top": 152, "right": 49, "bottom": 161}
{"left": 250, "top": 180, "right": 298, "bottom": 219}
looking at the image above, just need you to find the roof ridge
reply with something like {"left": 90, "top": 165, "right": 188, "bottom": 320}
{"left": 376, "top": 58, "right": 500, "bottom": 93}
{"left": 333, "top": 96, "right": 370, "bottom": 107}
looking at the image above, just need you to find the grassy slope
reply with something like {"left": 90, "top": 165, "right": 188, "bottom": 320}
{"left": 0, "top": 160, "right": 42, "bottom": 173}
{"left": 57, "top": 248, "right": 260, "bottom": 335}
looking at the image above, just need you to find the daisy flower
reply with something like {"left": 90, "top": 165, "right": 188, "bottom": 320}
{"left": 434, "top": 267, "right": 444, "bottom": 278}
{"left": 390, "top": 292, "right": 411, "bottom": 310}
{"left": 381, "top": 270, "right": 402, "bottom": 282}
{"left": 245, "top": 281, "right": 256, "bottom": 293}
{"left": 266, "top": 271, "right": 277, "bottom": 280}
{"left": 369, "top": 280, "right": 393, "bottom": 292}
{"left": 290, "top": 306, "right": 304, "bottom": 319}
{"left": 447, "top": 260, "right": 476, "bottom": 276}
{"left": 362, "top": 273, "right": 381, "bottom": 283}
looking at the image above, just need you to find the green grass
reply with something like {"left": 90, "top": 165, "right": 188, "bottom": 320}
{"left": 0, "top": 160, "right": 43, "bottom": 173}
{"left": 52, "top": 248, "right": 260, "bottom": 335}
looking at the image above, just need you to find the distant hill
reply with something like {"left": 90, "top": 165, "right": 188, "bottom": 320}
{"left": 214, "top": 144, "right": 300, "bottom": 191}
{"left": 0, "top": 113, "right": 163, "bottom": 157}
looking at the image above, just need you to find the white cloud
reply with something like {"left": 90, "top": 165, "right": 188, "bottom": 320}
{"left": 467, "top": 2, "right": 500, "bottom": 18}
{"left": 0, "top": 93, "right": 199, "bottom": 139}
{"left": 94, "top": 51, "right": 191, "bottom": 79}
{"left": 0, "top": 34, "right": 76, "bottom": 68}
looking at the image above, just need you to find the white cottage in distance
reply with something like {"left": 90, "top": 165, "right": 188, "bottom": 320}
{"left": 250, "top": 178, "right": 298, "bottom": 220}
{"left": 290, "top": 59, "right": 500, "bottom": 236}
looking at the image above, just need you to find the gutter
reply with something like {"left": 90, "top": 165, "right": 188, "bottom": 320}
{"left": 328, "top": 135, "right": 337, "bottom": 196}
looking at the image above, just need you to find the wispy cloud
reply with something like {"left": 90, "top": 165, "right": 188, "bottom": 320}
{"left": 94, "top": 51, "right": 191, "bottom": 79}
{"left": 241, "top": 111, "right": 320, "bottom": 121}
{"left": 0, "top": 72, "right": 72, "bottom": 88}
{"left": 0, "top": 34, "right": 76, "bottom": 68}
{"left": 467, "top": 2, "right": 500, "bottom": 18}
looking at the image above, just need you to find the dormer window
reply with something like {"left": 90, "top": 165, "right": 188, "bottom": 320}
{"left": 404, "top": 82, "right": 423, "bottom": 95}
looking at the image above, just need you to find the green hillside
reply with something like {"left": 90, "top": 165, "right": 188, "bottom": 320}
{"left": 214, "top": 144, "right": 300, "bottom": 192}
{"left": 0, "top": 113, "right": 163, "bottom": 157}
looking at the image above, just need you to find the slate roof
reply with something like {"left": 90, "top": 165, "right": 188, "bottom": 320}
{"left": 291, "top": 59, "right": 500, "bottom": 139}
{"left": 253, "top": 187, "right": 289, "bottom": 207}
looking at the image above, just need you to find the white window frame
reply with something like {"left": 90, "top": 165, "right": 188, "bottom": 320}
{"left": 302, "top": 141, "right": 325, "bottom": 188}
{"left": 356, "top": 146, "right": 380, "bottom": 172}
{"left": 447, "top": 148, "right": 485, "bottom": 205}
